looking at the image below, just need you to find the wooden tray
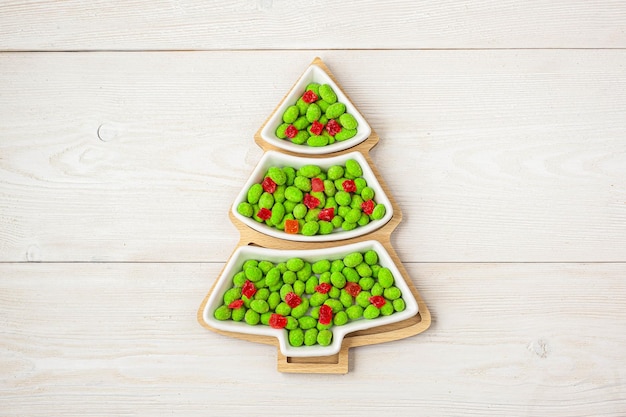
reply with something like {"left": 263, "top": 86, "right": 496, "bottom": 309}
{"left": 197, "top": 58, "right": 431, "bottom": 374}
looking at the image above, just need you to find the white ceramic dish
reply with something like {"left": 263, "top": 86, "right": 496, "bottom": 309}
{"left": 202, "top": 240, "right": 419, "bottom": 358}
{"left": 259, "top": 63, "right": 372, "bottom": 155}
{"left": 231, "top": 150, "right": 393, "bottom": 242}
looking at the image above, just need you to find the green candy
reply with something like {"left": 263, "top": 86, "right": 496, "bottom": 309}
{"left": 275, "top": 302, "right": 291, "bottom": 316}
{"left": 258, "top": 192, "right": 274, "bottom": 210}
{"left": 371, "top": 203, "right": 386, "bottom": 220}
{"left": 268, "top": 292, "right": 281, "bottom": 310}
{"left": 370, "top": 283, "right": 384, "bottom": 297}
{"left": 317, "top": 99, "right": 330, "bottom": 112}
{"left": 325, "top": 102, "right": 346, "bottom": 119}
{"left": 323, "top": 180, "right": 336, "bottom": 196}
{"left": 318, "top": 84, "right": 337, "bottom": 104}
{"left": 293, "top": 279, "right": 306, "bottom": 295}
{"left": 309, "top": 292, "right": 328, "bottom": 307}
{"left": 269, "top": 202, "right": 285, "bottom": 225}
{"left": 378, "top": 267, "right": 394, "bottom": 288}
{"left": 236, "top": 202, "right": 253, "bottom": 217}
{"left": 223, "top": 287, "right": 242, "bottom": 305}
{"left": 233, "top": 271, "right": 247, "bottom": 287}
{"left": 333, "top": 311, "right": 349, "bottom": 326}
{"left": 393, "top": 298, "right": 406, "bottom": 312}
{"left": 267, "top": 167, "right": 287, "bottom": 185}
{"left": 298, "top": 165, "right": 322, "bottom": 178}
{"left": 298, "top": 316, "right": 317, "bottom": 330}
{"left": 339, "top": 113, "right": 358, "bottom": 129}
{"left": 282, "top": 270, "right": 296, "bottom": 285}
{"left": 305, "top": 276, "right": 319, "bottom": 294}
{"left": 285, "top": 316, "right": 299, "bottom": 330}
{"left": 291, "top": 301, "right": 309, "bottom": 319}
{"left": 339, "top": 290, "right": 353, "bottom": 308}
{"left": 335, "top": 191, "right": 351, "bottom": 206}
{"left": 301, "top": 221, "right": 319, "bottom": 236}
{"left": 293, "top": 116, "right": 309, "bottom": 130}
{"left": 318, "top": 221, "right": 334, "bottom": 235}
{"left": 283, "top": 167, "right": 296, "bottom": 185}
{"left": 294, "top": 176, "right": 311, "bottom": 192}
{"left": 306, "top": 103, "right": 321, "bottom": 122}
{"left": 343, "top": 252, "right": 363, "bottom": 268}
{"left": 343, "top": 267, "right": 360, "bottom": 283}
{"left": 384, "top": 286, "right": 402, "bottom": 300}
{"left": 335, "top": 128, "right": 357, "bottom": 142}
{"left": 305, "top": 83, "right": 320, "bottom": 94}
{"left": 330, "top": 259, "right": 344, "bottom": 272}
{"left": 293, "top": 203, "right": 307, "bottom": 219}
{"left": 317, "top": 329, "right": 333, "bottom": 346}
{"left": 291, "top": 130, "right": 309, "bottom": 145}
{"left": 304, "top": 328, "right": 319, "bottom": 346}
{"left": 244, "top": 266, "right": 263, "bottom": 282}
{"left": 282, "top": 105, "right": 300, "bottom": 123}
{"left": 330, "top": 271, "right": 346, "bottom": 288}
{"left": 276, "top": 123, "right": 290, "bottom": 139}
{"left": 232, "top": 306, "right": 246, "bottom": 322}
{"left": 244, "top": 309, "right": 260, "bottom": 325}
{"left": 214, "top": 305, "right": 231, "bottom": 321}
{"left": 361, "top": 186, "right": 375, "bottom": 201}
{"left": 296, "top": 97, "right": 309, "bottom": 115}
{"left": 286, "top": 257, "right": 305, "bottom": 272}
{"left": 289, "top": 328, "right": 304, "bottom": 347}
{"left": 327, "top": 165, "right": 344, "bottom": 180}
{"left": 356, "top": 291, "right": 372, "bottom": 308}
{"left": 380, "top": 302, "right": 395, "bottom": 316}
{"left": 312, "top": 259, "right": 331, "bottom": 274}
{"left": 356, "top": 262, "right": 372, "bottom": 277}
{"left": 250, "top": 299, "right": 269, "bottom": 314}
{"left": 284, "top": 186, "right": 304, "bottom": 203}
{"left": 345, "top": 159, "right": 363, "bottom": 177}
{"left": 364, "top": 250, "right": 378, "bottom": 265}
{"left": 306, "top": 135, "right": 328, "bottom": 147}
{"left": 346, "top": 304, "right": 364, "bottom": 320}
{"left": 363, "top": 304, "right": 381, "bottom": 320}
{"left": 247, "top": 183, "right": 263, "bottom": 204}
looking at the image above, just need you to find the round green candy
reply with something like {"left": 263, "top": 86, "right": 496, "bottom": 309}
{"left": 232, "top": 306, "right": 246, "bottom": 322}
{"left": 331, "top": 215, "right": 344, "bottom": 228}
{"left": 305, "top": 276, "right": 319, "bottom": 294}
{"left": 296, "top": 263, "right": 311, "bottom": 281}
{"left": 298, "top": 164, "right": 322, "bottom": 178}
{"left": 301, "top": 221, "right": 319, "bottom": 236}
{"left": 310, "top": 191, "right": 326, "bottom": 207}
{"left": 363, "top": 304, "right": 381, "bottom": 320}
{"left": 293, "top": 280, "right": 306, "bottom": 296}
{"left": 312, "top": 259, "right": 331, "bottom": 274}
{"left": 283, "top": 167, "right": 296, "bottom": 185}
{"left": 378, "top": 267, "right": 394, "bottom": 288}
{"left": 323, "top": 180, "right": 336, "bottom": 196}
{"left": 328, "top": 286, "right": 340, "bottom": 299}
{"left": 294, "top": 175, "right": 311, "bottom": 192}
{"left": 371, "top": 264, "right": 381, "bottom": 278}
{"left": 317, "top": 99, "right": 330, "bottom": 112}
{"left": 244, "top": 266, "right": 263, "bottom": 282}
{"left": 305, "top": 83, "right": 320, "bottom": 94}
{"left": 339, "top": 290, "right": 353, "bottom": 308}
{"left": 269, "top": 203, "right": 284, "bottom": 226}
{"left": 350, "top": 195, "right": 364, "bottom": 210}
{"left": 318, "top": 221, "right": 334, "bottom": 235}
{"left": 284, "top": 186, "right": 303, "bottom": 203}
{"left": 304, "top": 208, "right": 321, "bottom": 222}
{"left": 343, "top": 252, "right": 364, "bottom": 268}
{"left": 327, "top": 165, "right": 344, "bottom": 180}
{"left": 384, "top": 286, "right": 402, "bottom": 300}
{"left": 354, "top": 178, "right": 367, "bottom": 193}
{"left": 325, "top": 102, "right": 346, "bottom": 119}
{"left": 233, "top": 271, "right": 247, "bottom": 287}
{"left": 345, "top": 159, "right": 363, "bottom": 177}
{"left": 274, "top": 185, "right": 286, "bottom": 203}
{"left": 247, "top": 183, "right": 263, "bottom": 204}
{"left": 268, "top": 292, "right": 281, "bottom": 310}
{"left": 296, "top": 97, "right": 309, "bottom": 115}
{"left": 275, "top": 302, "right": 291, "bottom": 316}
{"left": 339, "top": 113, "right": 358, "bottom": 129}
{"left": 293, "top": 116, "right": 309, "bottom": 130}
{"left": 280, "top": 283, "right": 294, "bottom": 300}
{"left": 330, "top": 271, "right": 346, "bottom": 289}
{"left": 318, "top": 84, "right": 337, "bottom": 104}
{"left": 291, "top": 301, "right": 309, "bottom": 319}
{"left": 335, "top": 191, "right": 351, "bottom": 206}
{"left": 292, "top": 203, "right": 307, "bottom": 219}
{"left": 306, "top": 103, "right": 321, "bottom": 122}
{"left": 341, "top": 221, "right": 357, "bottom": 231}
{"left": 266, "top": 167, "right": 286, "bottom": 185}
{"left": 283, "top": 200, "right": 297, "bottom": 213}
{"left": 309, "top": 292, "right": 328, "bottom": 307}
{"left": 258, "top": 192, "right": 274, "bottom": 209}
{"left": 330, "top": 259, "right": 344, "bottom": 272}
{"left": 286, "top": 258, "right": 304, "bottom": 272}
{"left": 346, "top": 304, "right": 364, "bottom": 320}
{"left": 258, "top": 261, "right": 274, "bottom": 273}
{"left": 254, "top": 288, "right": 270, "bottom": 301}
{"left": 276, "top": 123, "right": 290, "bottom": 139}
{"left": 343, "top": 267, "right": 360, "bottom": 283}
{"left": 285, "top": 316, "right": 299, "bottom": 330}
{"left": 319, "top": 271, "right": 331, "bottom": 284}
{"left": 335, "top": 128, "right": 357, "bottom": 142}
{"left": 356, "top": 263, "right": 372, "bottom": 278}
{"left": 317, "top": 322, "right": 332, "bottom": 331}
{"left": 282, "top": 270, "right": 296, "bottom": 285}
{"left": 393, "top": 298, "right": 406, "bottom": 312}
{"left": 324, "top": 299, "right": 344, "bottom": 313}
{"left": 223, "top": 287, "right": 242, "bottom": 305}
{"left": 370, "top": 283, "right": 384, "bottom": 297}
{"left": 361, "top": 186, "right": 375, "bottom": 201}
{"left": 358, "top": 214, "right": 370, "bottom": 227}
{"left": 237, "top": 202, "right": 254, "bottom": 217}
{"left": 364, "top": 250, "right": 378, "bottom": 266}
{"left": 317, "top": 329, "right": 333, "bottom": 346}
{"left": 250, "top": 299, "right": 269, "bottom": 314}
{"left": 304, "top": 328, "right": 319, "bottom": 346}
{"left": 380, "top": 302, "right": 395, "bottom": 316}
{"left": 282, "top": 105, "right": 300, "bottom": 123}
{"left": 356, "top": 291, "right": 372, "bottom": 308}
{"left": 371, "top": 203, "right": 386, "bottom": 220}
{"left": 214, "top": 305, "right": 231, "bottom": 321}
{"left": 244, "top": 309, "right": 260, "bottom": 325}
{"left": 298, "top": 316, "right": 317, "bottom": 330}
{"left": 307, "top": 135, "right": 328, "bottom": 147}
{"left": 333, "top": 311, "right": 349, "bottom": 326}
{"left": 291, "top": 130, "right": 309, "bottom": 145}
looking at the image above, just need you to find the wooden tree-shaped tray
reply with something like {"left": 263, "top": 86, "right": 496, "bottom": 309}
{"left": 197, "top": 58, "right": 430, "bottom": 374}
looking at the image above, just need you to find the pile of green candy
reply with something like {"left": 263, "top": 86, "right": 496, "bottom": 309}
{"left": 213, "top": 250, "right": 407, "bottom": 347}
{"left": 236, "top": 158, "right": 387, "bottom": 237}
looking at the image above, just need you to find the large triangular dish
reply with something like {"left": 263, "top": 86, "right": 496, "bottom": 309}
{"left": 257, "top": 57, "right": 372, "bottom": 155}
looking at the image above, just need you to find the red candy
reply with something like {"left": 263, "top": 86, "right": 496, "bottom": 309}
{"left": 303, "top": 193, "right": 321, "bottom": 209}
{"left": 326, "top": 119, "right": 342, "bottom": 136}
{"left": 284, "top": 219, "right": 299, "bottom": 234}
{"left": 309, "top": 120, "right": 324, "bottom": 136}
{"left": 242, "top": 280, "right": 257, "bottom": 298}
{"left": 302, "top": 90, "right": 318, "bottom": 103}
{"left": 227, "top": 299, "right": 244, "bottom": 309}
{"left": 342, "top": 179, "right": 356, "bottom": 193}
{"left": 285, "top": 292, "right": 302, "bottom": 308}
{"left": 311, "top": 177, "right": 325, "bottom": 192}
{"left": 317, "top": 207, "right": 335, "bottom": 222}
{"left": 315, "top": 283, "right": 332, "bottom": 294}
{"left": 257, "top": 207, "right": 272, "bottom": 220}
{"left": 262, "top": 177, "right": 277, "bottom": 194}
{"left": 269, "top": 313, "right": 288, "bottom": 329}
{"left": 361, "top": 199, "right": 375, "bottom": 215}
{"left": 344, "top": 282, "right": 362, "bottom": 297}
{"left": 369, "top": 295, "right": 386, "bottom": 308}
{"left": 285, "top": 125, "right": 298, "bottom": 139}
{"left": 319, "top": 304, "right": 333, "bottom": 325}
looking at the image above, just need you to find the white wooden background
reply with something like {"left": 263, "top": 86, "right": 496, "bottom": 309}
{"left": 1, "top": 2, "right": 626, "bottom": 416}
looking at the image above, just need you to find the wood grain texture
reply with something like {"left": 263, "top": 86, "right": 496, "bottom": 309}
{"left": 1, "top": 1, "right": 626, "bottom": 50}
{"left": 1, "top": 51, "right": 625, "bottom": 262}
{"left": 1, "top": 262, "right": 624, "bottom": 416}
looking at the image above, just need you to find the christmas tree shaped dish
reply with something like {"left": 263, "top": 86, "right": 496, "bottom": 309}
{"left": 198, "top": 58, "right": 430, "bottom": 374}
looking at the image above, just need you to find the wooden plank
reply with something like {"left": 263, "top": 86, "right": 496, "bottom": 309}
{"left": 1, "top": 51, "right": 625, "bottom": 262}
{"left": 1, "top": 262, "right": 625, "bottom": 415}
{"left": 1, "top": 1, "right": 626, "bottom": 50}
